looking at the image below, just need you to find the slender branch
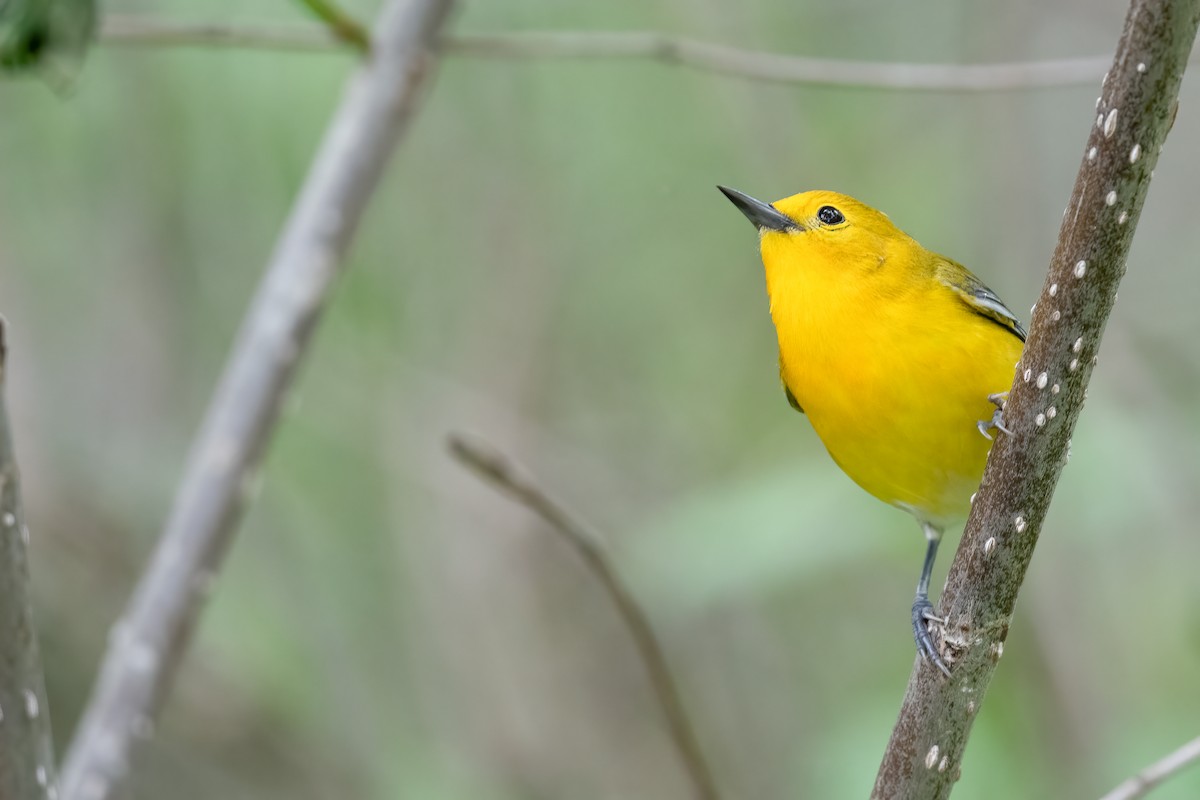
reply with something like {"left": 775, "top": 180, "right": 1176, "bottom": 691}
{"left": 295, "top": 0, "right": 370, "bottom": 52}
{"left": 0, "top": 319, "right": 59, "bottom": 799}
{"left": 58, "top": 1, "right": 457, "bottom": 798}
{"left": 447, "top": 433, "right": 721, "bottom": 800}
{"left": 873, "top": 1, "right": 1200, "bottom": 798}
{"left": 1098, "top": 735, "right": 1200, "bottom": 800}
{"left": 96, "top": 15, "right": 1165, "bottom": 92}
{"left": 98, "top": 17, "right": 342, "bottom": 51}
{"left": 445, "top": 32, "right": 1116, "bottom": 91}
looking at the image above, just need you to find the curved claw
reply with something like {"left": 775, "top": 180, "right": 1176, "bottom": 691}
{"left": 977, "top": 408, "right": 1013, "bottom": 441}
{"left": 912, "top": 596, "right": 952, "bottom": 678}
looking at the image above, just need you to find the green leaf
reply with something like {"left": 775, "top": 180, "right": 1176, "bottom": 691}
{"left": 0, "top": 0, "right": 96, "bottom": 77}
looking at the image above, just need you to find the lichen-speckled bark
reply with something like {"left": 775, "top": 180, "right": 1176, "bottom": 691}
{"left": 0, "top": 320, "right": 58, "bottom": 800}
{"left": 872, "top": 1, "right": 1200, "bottom": 798}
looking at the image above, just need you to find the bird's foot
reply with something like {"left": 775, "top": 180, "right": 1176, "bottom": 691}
{"left": 976, "top": 407, "right": 1013, "bottom": 441}
{"left": 912, "top": 595, "right": 952, "bottom": 678}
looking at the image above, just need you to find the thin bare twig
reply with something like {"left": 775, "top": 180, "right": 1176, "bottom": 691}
{"left": 447, "top": 433, "right": 721, "bottom": 800}
{"left": 59, "top": 1, "right": 457, "bottom": 798}
{"left": 99, "top": 17, "right": 341, "bottom": 51}
{"left": 1098, "top": 735, "right": 1200, "bottom": 800}
{"left": 872, "top": 1, "right": 1200, "bottom": 797}
{"left": 0, "top": 319, "right": 58, "bottom": 800}
{"left": 97, "top": 15, "right": 1152, "bottom": 92}
{"left": 296, "top": 0, "right": 370, "bottom": 52}
{"left": 445, "top": 32, "right": 1117, "bottom": 91}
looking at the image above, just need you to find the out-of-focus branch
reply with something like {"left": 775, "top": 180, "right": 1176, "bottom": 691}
{"left": 444, "top": 32, "right": 1118, "bottom": 90}
{"left": 1098, "top": 735, "right": 1200, "bottom": 800}
{"left": 0, "top": 319, "right": 59, "bottom": 799}
{"left": 99, "top": 17, "right": 341, "bottom": 51}
{"left": 97, "top": 15, "right": 1157, "bottom": 92}
{"left": 296, "top": 0, "right": 369, "bottom": 52}
{"left": 447, "top": 434, "right": 721, "bottom": 800}
{"left": 872, "top": 1, "right": 1200, "bottom": 798}
{"left": 58, "top": 1, "right": 457, "bottom": 798}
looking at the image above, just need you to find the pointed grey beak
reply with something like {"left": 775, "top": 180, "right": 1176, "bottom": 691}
{"left": 718, "top": 186, "right": 801, "bottom": 233}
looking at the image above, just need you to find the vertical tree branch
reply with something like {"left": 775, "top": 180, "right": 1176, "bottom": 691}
{"left": 873, "top": 1, "right": 1200, "bottom": 797}
{"left": 0, "top": 319, "right": 58, "bottom": 799}
{"left": 58, "top": 1, "right": 456, "bottom": 798}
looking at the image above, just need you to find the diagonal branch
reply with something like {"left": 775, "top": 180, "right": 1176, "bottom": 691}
{"left": 872, "top": 1, "right": 1200, "bottom": 797}
{"left": 448, "top": 433, "right": 721, "bottom": 800}
{"left": 1098, "top": 734, "right": 1200, "bottom": 800}
{"left": 295, "top": 0, "right": 370, "bottom": 52}
{"left": 95, "top": 15, "right": 1171, "bottom": 92}
{"left": 58, "top": 1, "right": 457, "bottom": 798}
{"left": 0, "top": 319, "right": 59, "bottom": 800}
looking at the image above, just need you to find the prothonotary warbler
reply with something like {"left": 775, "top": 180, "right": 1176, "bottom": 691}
{"left": 719, "top": 186, "right": 1025, "bottom": 676}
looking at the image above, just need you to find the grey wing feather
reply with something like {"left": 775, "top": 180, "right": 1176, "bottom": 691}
{"left": 938, "top": 261, "right": 1028, "bottom": 342}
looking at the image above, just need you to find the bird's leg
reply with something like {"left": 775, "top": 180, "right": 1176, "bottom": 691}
{"left": 912, "top": 522, "right": 952, "bottom": 677}
{"left": 976, "top": 392, "right": 1013, "bottom": 440}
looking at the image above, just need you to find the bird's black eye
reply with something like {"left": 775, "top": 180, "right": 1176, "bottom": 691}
{"left": 817, "top": 206, "right": 845, "bottom": 225}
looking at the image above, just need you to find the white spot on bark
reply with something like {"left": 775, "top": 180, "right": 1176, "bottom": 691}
{"left": 1037, "top": 372, "right": 1048, "bottom": 389}
{"left": 1074, "top": 260, "right": 1087, "bottom": 278}
{"left": 926, "top": 745, "right": 940, "bottom": 769}
{"left": 1036, "top": 413, "right": 1046, "bottom": 427}
{"left": 1106, "top": 190, "right": 1117, "bottom": 206}
{"left": 984, "top": 537, "right": 996, "bottom": 555}
{"left": 1073, "top": 337, "right": 1083, "bottom": 353}
{"left": 1104, "top": 108, "right": 1119, "bottom": 137}
{"left": 1129, "top": 144, "right": 1141, "bottom": 163}
{"left": 1137, "top": 62, "right": 1147, "bottom": 73}
{"left": 1049, "top": 283, "right": 1058, "bottom": 297}
{"left": 24, "top": 690, "right": 38, "bottom": 719}
{"left": 1015, "top": 515, "right": 1027, "bottom": 533}
{"left": 1069, "top": 358, "right": 1080, "bottom": 372}
{"left": 1087, "top": 147, "right": 1097, "bottom": 161}
{"left": 1118, "top": 211, "right": 1128, "bottom": 224}
{"left": 1047, "top": 406, "right": 1057, "bottom": 419}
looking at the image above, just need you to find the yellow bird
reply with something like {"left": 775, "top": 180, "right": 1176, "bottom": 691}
{"left": 719, "top": 186, "right": 1025, "bottom": 675}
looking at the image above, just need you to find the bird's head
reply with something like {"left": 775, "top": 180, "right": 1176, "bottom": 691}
{"left": 718, "top": 186, "right": 919, "bottom": 287}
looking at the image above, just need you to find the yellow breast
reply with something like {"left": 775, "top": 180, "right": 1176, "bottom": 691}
{"left": 761, "top": 217, "right": 1023, "bottom": 527}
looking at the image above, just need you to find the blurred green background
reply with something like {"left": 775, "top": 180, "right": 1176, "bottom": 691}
{"left": 3, "top": 0, "right": 1200, "bottom": 797}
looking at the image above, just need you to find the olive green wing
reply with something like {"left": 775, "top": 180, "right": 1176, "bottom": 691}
{"left": 785, "top": 384, "right": 804, "bottom": 413}
{"left": 778, "top": 361, "right": 804, "bottom": 413}
{"left": 936, "top": 259, "right": 1027, "bottom": 343}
